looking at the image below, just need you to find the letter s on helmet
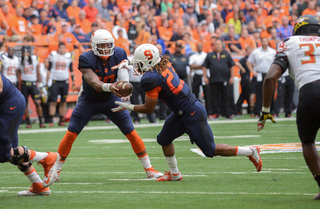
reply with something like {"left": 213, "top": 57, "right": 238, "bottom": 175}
{"left": 91, "top": 29, "right": 115, "bottom": 59}
{"left": 132, "top": 44, "right": 161, "bottom": 75}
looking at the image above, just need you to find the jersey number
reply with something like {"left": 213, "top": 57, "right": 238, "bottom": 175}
{"left": 161, "top": 68, "right": 183, "bottom": 95}
{"left": 56, "top": 62, "right": 67, "bottom": 70}
{"left": 23, "top": 66, "right": 34, "bottom": 75}
{"left": 144, "top": 50, "right": 153, "bottom": 60}
{"left": 7, "top": 66, "right": 16, "bottom": 75}
{"left": 299, "top": 43, "right": 320, "bottom": 65}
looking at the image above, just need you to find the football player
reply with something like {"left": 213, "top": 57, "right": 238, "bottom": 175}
{"left": 258, "top": 15, "right": 320, "bottom": 200}
{"left": 18, "top": 45, "right": 46, "bottom": 128}
{"left": 0, "top": 46, "right": 19, "bottom": 87}
{"left": 0, "top": 71, "right": 60, "bottom": 196}
{"left": 113, "top": 44, "right": 262, "bottom": 181}
{"left": 56, "top": 29, "right": 163, "bottom": 180}
{"left": 47, "top": 42, "right": 74, "bottom": 127}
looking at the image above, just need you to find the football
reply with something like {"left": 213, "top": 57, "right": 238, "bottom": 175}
{"left": 114, "top": 81, "right": 133, "bottom": 97}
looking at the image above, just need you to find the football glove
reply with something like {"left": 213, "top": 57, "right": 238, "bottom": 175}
{"left": 121, "top": 94, "right": 132, "bottom": 102}
{"left": 111, "top": 59, "right": 130, "bottom": 70}
{"left": 111, "top": 101, "right": 134, "bottom": 112}
{"left": 257, "top": 112, "right": 276, "bottom": 132}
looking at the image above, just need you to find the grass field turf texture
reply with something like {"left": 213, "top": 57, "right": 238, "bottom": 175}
{"left": 1, "top": 115, "right": 320, "bottom": 209}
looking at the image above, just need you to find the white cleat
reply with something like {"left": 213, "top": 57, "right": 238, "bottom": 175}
{"left": 248, "top": 146, "right": 262, "bottom": 172}
{"left": 17, "top": 183, "right": 51, "bottom": 196}
{"left": 156, "top": 171, "right": 183, "bottom": 181}
{"left": 145, "top": 167, "right": 164, "bottom": 179}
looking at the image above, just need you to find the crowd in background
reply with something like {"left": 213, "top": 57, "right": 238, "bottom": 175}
{"left": 0, "top": 0, "right": 314, "bottom": 123}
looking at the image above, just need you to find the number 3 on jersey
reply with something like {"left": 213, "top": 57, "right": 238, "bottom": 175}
{"left": 299, "top": 43, "right": 320, "bottom": 65}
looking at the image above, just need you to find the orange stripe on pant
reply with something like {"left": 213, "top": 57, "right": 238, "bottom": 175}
{"left": 126, "top": 130, "right": 146, "bottom": 154}
{"left": 58, "top": 130, "right": 78, "bottom": 158}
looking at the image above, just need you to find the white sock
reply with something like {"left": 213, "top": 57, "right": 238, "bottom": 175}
{"left": 165, "top": 155, "right": 179, "bottom": 174}
{"left": 57, "top": 160, "right": 64, "bottom": 173}
{"left": 139, "top": 154, "right": 152, "bottom": 169}
{"left": 30, "top": 151, "right": 48, "bottom": 162}
{"left": 25, "top": 168, "right": 42, "bottom": 183}
{"left": 236, "top": 146, "right": 253, "bottom": 156}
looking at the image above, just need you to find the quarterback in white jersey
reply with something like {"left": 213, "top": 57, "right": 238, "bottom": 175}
{"left": 0, "top": 47, "right": 20, "bottom": 85}
{"left": 47, "top": 42, "right": 75, "bottom": 127}
{"left": 258, "top": 15, "right": 320, "bottom": 200}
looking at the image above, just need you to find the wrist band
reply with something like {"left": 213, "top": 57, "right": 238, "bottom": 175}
{"left": 262, "top": 106, "right": 270, "bottom": 113}
{"left": 127, "top": 104, "right": 134, "bottom": 111}
{"left": 102, "top": 83, "right": 111, "bottom": 92}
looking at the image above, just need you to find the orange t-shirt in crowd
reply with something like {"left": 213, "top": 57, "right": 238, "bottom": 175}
{"left": 117, "top": 0, "right": 132, "bottom": 13}
{"left": 115, "top": 37, "right": 130, "bottom": 55}
{"left": 158, "top": 26, "right": 173, "bottom": 41}
{"left": 225, "top": 11, "right": 234, "bottom": 24}
{"left": 200, "top": 40, "right": 213, "bottom": 53}
{"left": 135, "top": 30, "right": 151, "bottom": 45}
{"left": 29, "top": 24, "right": 43, "bottom": 35}
{"left": 0, "top": 10, "right": 8, "bottom": 29}
{"left": 269, "top": 39, "right": 277, "bottom": 50}
{"left": 66, "top": 6, "right": 81, "bottom": 20}
{"left": 239, "top": 36, "right": 256, "bottom": 50}
{"left": 260, "top": 30, "right": 271, "bottom": 39}
{"left": 191, "top": 29, "right": 200, "bottom": 42}
{"left": 19, "top": 0, "right": 32, "bottom": 8}
{"left": 82, "top": 6, "right": 99, "bottom": 22}
{"left": 8, "top": 16, "right": 28, "bottom": 36}
{"left": 76, "top": 18, "right": 92, "bottom": 34}
{"left": 169, "top": 18, "right": 184, "bottom": 29}
{"left": 54, "top": 32, "right": 79, "bottom": 51}
{"left": 302, "top": 8, "right": 317, "bottom": 16}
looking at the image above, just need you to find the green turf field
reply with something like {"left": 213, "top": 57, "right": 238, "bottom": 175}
{"left": 1, "top": 115, "right": 320, "bottom": 209}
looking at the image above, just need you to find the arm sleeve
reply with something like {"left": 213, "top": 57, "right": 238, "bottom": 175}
{"left": 273, "top": 52, "right": 289, "bottom": 73}
{"left": 117, "top": 68, "right": 129, "bottom": 82}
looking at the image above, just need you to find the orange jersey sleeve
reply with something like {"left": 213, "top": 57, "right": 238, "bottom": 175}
{"left": 146, "top": 86, "right": 162, "bottom": 99}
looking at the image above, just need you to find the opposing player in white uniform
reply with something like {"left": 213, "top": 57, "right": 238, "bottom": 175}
{"left": 47, "top": 42, "right": 74, "bottom": 127}
{"left": 18, "top": 45, "right": 46, "bottom": 128}
{"left": 257, "top": 15, "right": 320, "bottom": 200}
{"left": 0, "top": 47, "right": 19, "bottom": 86}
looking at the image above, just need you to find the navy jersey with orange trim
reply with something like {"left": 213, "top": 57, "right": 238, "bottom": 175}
{"left": 78, "top": 47, "right": 127, "bottom": 101}
{"left": 0, "top": 73, "right": 16, "bottom": 101}
{"left": 140, "top": 63, "right": 195, "bottom": 114}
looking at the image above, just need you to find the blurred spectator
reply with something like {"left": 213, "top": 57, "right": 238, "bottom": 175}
{"left": 83, "top": 0, "right": 98, "bottom": 23}
{"left": 54, "top": 22, "right": 84, "bottom": 53}
{"left": 41, "top": 10, "right": 56, "bottom": 35}
{"left": 238, "top": 28, "right": 256, "bottom": 51}
{"left": 245, "top": 8, "right": 256, "bottom": 25}
{"left": 302, "top": 0, "right": 317, "bottom": 15}
{"left": 86, "top": 22, "right": 98, "bottom": 38}
{"left": 226, "top": 12, "right": 241, "bottom": 35}
{"left": 197, "top": 5, "right": 210, "bottom": 22}
{"left": 269, "top": 28, "right": 281, "bottom": 50}
{"left": 66, "top": 0, "right": 81, "bottom": 20}
{"left": 112, "top": 14, "right": 128, "bottom": 40}
{"left": 169, "top": 23, "right": 184, "bottom": 42}
{"left": 153, "top": 0, "right": 162, "bottom": 16}
{"left": 247, "top": 20, "right": 256, "bottom": 35}
{"left": 169, "top": 12, "right": 184, "bottom": 29}
{"left": 76, "top": 10, "right": 91, "bottom": 34}
{"left": 148, "top": 19, "right": 160, "bottom": 38}
{"left": 213, "top": 10, "right": 223, "bottom": 30}
{"left": 115, "top": 29, "right": 130, "bottom": 55}
{"left": 171, "top": 0, "right": 183, "bottom": 16}
{"left": 169, "top": 41, "right": 189, "bottom": 85}
{"left": 107, "top": 0, "right": 120, "bottom": 17}
{"left": 72, "top": 24, "right": 90, "bottom": 49}
{"left": 135, "top": 21, "right": 150, "bottom": 45}
{"left": 23, "top": 7, "right": 32, "bottom": 21}
{"left": 149, "top": 34, "right": 167, "bottom": 54}
{"left": 277, "top": 15, "right": 294, "bottom": 41}
{"left": 134, "top": 4, "right": 148, "bottom": 23}
{"left": 96, "top": 0, "right": 112, "bottom": 22}
{"left": 225, "top": 4, "right": 240, "bottom": 24}
{"left": 66, "top": 17, "right": 77, "bottom": 33}
{"left": 199, "top": 14, "right": 215, "bottom": 34}
{"left": 7, "top": 6, "right": 27, "bottom": 36}
{"left": 158, "top": 19, "right": 173, "bottom": 42}
{"left": 202, "top": 39, "right": 235, "bottom": 119}
{"left": 28, "top": 15, "right": 42, "bottom": 35}
{"left": 67, "top": 0, "right": 87, "bottom": 9}
{"left": 222, "top": 25, "right": 244, "bottom": 56}
{"left": 182, "top": 4, "right": 198, "bottom": 25}
{"left": 160, "top": 0, "right": 172, "bottom": 12}
{"left": 52, "top": 0, "right": 69, "bottom": 22}
{"left": 252, "top": 29, "right": 262, "bottom": 47}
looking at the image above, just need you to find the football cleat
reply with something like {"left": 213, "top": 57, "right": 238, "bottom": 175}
{"left": 314, "top": 193, "right": 320, "bottom": 200}
{"left": 48, "top": 122, "right": 54, "bottom": 127}
{"left": 17, "top": 183, "right": 51, "bottom": 196}
{"left": 59, "top": 122, "right": 66, "bottom": 126}
{"left": 39, "top": 124, "right": 46, "bottom": 128}
{"left": 145, "top": 167, "right": 164, "bottom": 179}
{"left": 38, "top": 152, "right": 60, "bottom": 187}
{"left": 26, "top": 124, "right": 32, "bottom": 128}
{"left": 248, "top": 146, "right": 262, "bottom": 172}
{"left": 156, "top": 171, "right": 183, "bottom": 181}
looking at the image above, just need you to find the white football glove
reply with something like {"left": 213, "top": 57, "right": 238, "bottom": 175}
{"left": 111, "top": 101, "right": 134, "bottom": 112}
{"left": 111, "top": 59, "right": 130, "bottom": 70}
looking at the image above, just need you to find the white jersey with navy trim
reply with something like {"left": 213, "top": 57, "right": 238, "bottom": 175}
{"left": 49, "top": 51, "right": 73, "bottom": 81}
{"left": 20, "top": 55, "right": 39, "bottom": 82}
{"left": 1, "top": 54, "right": 20, "bottom": 83}
{"left": 277, "top": 36, "right": 320, "bottom": 89}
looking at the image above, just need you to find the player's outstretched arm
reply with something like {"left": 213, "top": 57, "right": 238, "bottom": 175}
{"left": 257, "top": 63, "right": 283, "bottom": 131}
{"left": 112, "top": 96, "right": 158, "bottom": 113}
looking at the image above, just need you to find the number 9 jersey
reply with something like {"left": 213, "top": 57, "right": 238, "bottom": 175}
{"left": 275, "top": 36, "right": 320, "bottom": 89}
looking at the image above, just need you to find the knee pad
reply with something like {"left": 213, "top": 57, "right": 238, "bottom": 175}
{"left": 10, "top": 146, "right": 29, "bottom": 165}
{"left": 18, "top": 162, "right": 32, "bottom": 172}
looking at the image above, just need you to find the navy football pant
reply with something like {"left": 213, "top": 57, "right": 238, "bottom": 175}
{"left": 0, "top": 89, "right": 26, "bottom": 162}
{"left": 157, "top": 100, "right": 216, "bottom": 157}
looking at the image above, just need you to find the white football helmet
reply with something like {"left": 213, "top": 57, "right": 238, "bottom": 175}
{"left": 91, "top": 29, "right": 115, "bottom": 59}
{"left": 132, "top": 44, "right": 161, "bottom": 75}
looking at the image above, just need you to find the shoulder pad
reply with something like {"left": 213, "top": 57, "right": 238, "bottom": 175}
{"left": 140, "top": 75, "right": 158, "bottom": 92}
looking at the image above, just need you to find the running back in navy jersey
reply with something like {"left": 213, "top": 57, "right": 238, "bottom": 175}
{"left": 78, "top": 47, "right": 127, "bottom": 101}
{"left": 140, "top": 63, "right": 195, "bottom": 114}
